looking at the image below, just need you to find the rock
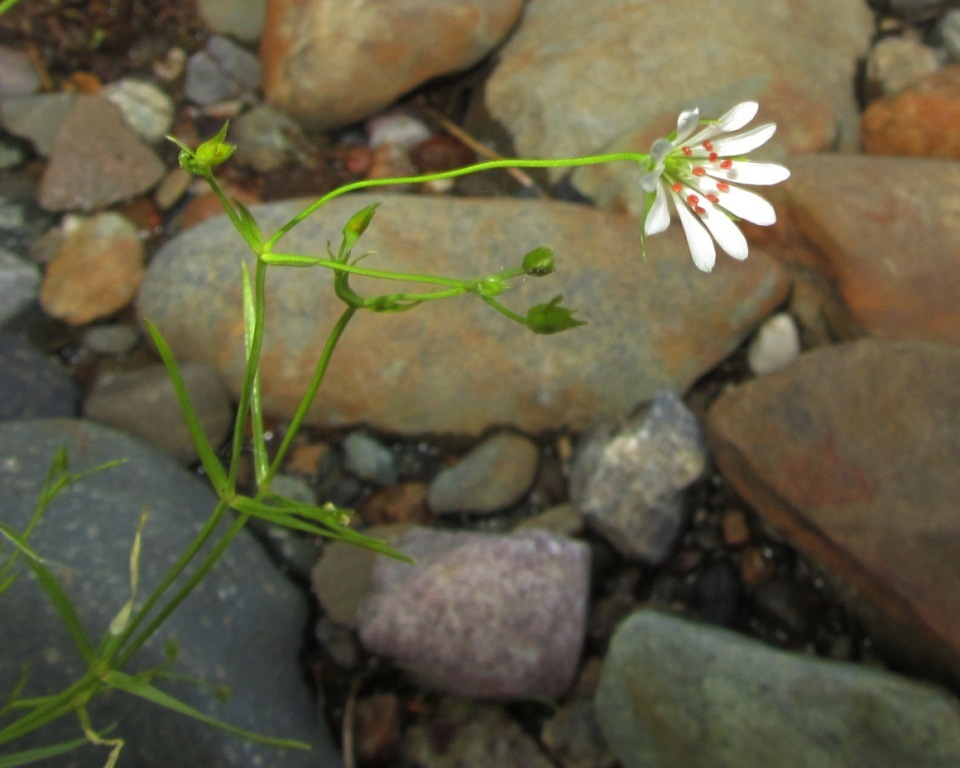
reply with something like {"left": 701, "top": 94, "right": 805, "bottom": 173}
{"left": 486, "top": 0, "right": 871, "bottom": 183}
{"left": 102, "top": 78, "right": 175, "bottom": 143}
{"left": 0, "top": 170, "right": 56, "bottom": 258}
{"left": 746, "top": 312, "right": 801, "bottom": 375}
{"left": 310, "top": 529, "right": 394, "bottom": 628}
{"left": 0, "top": 246, "right": 40, "bottom": 326}
{"left": 782, "top": 154, "right": 960, "bottom": 345}
{"left": 0, "top": 44, "right": 40, "bottom": 96}
{"left": 0, "top": 335, "right": 78, "bottom": 419}
{"left": 38, "top": 95, "right": 165, "bottom": 212}
{"left": 261, "top": 0, "right": 525, "bottom": 129}
{"left": 83, "top": 362, "right": 233, "bottom": 464}
{"left": 341, "top": 431, "right": 398, "bottom": 485}
{"left": 862, "top": 63, "right": 960, "bottom": 158}
{"left": 0, "top": 92, "right": 76, "bottom": 156}
{"left": 197, "top": 0, "right": 266, "bottom": 42}
{"left": 367, "top": 109, "right": 433, "bottom": 150}
{"left": 357, "top": 527, "right": 589, "bottom": 698}
{"left": 183, "top": 35, "right": 261, "bottom": 106}
{"left": 427, "top": 431, "right": 539, "bottom": 515}
{"left": 708, "top": 339, "right": 960, "bottom": 684}
{"left": 138, "top": 194, "right": 789, "bottom": 435}
{"left": 595, "top": 610, "right": 960, "bottom": 768}
{"left": 40, "top": 212, "right": 145, "bottom": 324}
{"left": 82, "top": 323, "right": 142, "bottom": 355}
{"left": 541, "top": 700, "right": 617, "bottom": 768}
{"left": 865, "top": 33, "right": 943, "bottom": 98}
{"left": 0, "top": 419, "right": 339, "bottom": 767}
{"left": 0, "top": 139, "right": 24, "bottom": 170}
{"left": 231, "top": 103, "right": 307, "bottom": 172}
{"left": 569, "top": 391, "right": 707, "bottom": 564}
{"left": 939, "top": 10, "right": 960, "bottom": 60}
{"left": 352, "top": 693, "right": 401, "bottom": 766}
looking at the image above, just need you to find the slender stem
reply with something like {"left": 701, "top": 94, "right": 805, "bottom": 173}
{"left": 263, "top": 152, "right": 647, "bottom": 250}
{"left": 0, "top": 674, "right": 97, "bottom": 746}
{"left": 264, "top": 253, "right": 467, "bottom": 288}
{"left": 266, "top": 307, "right": 357, "bottom": 484}
{"left": 480, "top": 296, "right": 528, "bottom": 326}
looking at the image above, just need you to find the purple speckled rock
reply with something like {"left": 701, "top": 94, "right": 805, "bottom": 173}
{"left": 357, "top": 527, "right": 589, "bottom": 698}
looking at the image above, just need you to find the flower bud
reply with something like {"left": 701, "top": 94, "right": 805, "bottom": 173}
{"left": 521, "top": 246, "right": 555, "bottom": 276}
{"left": 343, "top": 204, "right": 379, "bottom": 251}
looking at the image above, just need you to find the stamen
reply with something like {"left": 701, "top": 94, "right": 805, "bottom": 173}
{"left": 694, "top": 205, "right": 706, "bottom": 216}
{"left": 702, "top": 141, "right": 714, "bottom": 151}
{"left": 716, "top": 182, "right": 730, "bottom": 192}
{"left": 708, "top": 152, "right": 718, "bottom": 162}
{"left": 692, "top": 167, "right": 706, "bottom": 177}
{"left": 687, "top": 194, "right": 700, "bottom": 206}
{"left": 720, "top": 159, "right": 733, "bottom": 170}
{"left": 671, "top": 182, "right": 683, "bottom": 193}
{"left": 706, "top": 193, "right": 720, "bottom": 204}
{"left": 682, "top": 146, "right": 693, "bottom": 156}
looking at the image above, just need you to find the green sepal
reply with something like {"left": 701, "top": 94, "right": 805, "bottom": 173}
{"left": 233, "top": 199, "right": 263, "bottom": 253}
{"left": 342, "top": 204, "right": 379, "bottom": 252}
{"left": 526, "top": 295, "right": 587, "bottom": 335}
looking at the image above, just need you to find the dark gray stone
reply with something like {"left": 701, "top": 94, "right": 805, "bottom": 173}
{"left": 0, "top": 334, "right": 78, "bottom": 419}
{"left": 0, "top": 419, "right": 341, "bottom": 767}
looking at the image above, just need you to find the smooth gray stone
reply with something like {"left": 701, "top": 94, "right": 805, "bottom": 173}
{"left": 0, "top": 419, "right": 341, "bottom": 767}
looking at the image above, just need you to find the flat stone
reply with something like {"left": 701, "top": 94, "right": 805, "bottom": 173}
{"left": 197, "top": 0, "right": 266, "bottom": 42}
{"left": 138, "top": 194, "right": 788, "bottom": 435}
{"left": 0, "top": 335, "right": 78, "bottom": 419}
{"left": 0, "top": 246, "right": 40, "bottom": 326}
{"left": 781, "top": 154, "right": 960, "bottom": 345}
{"left": 261, "top": 0, "right": 525, "bottom": 129}
{"left": 708, "top": 339, "right": 960, "bottom": 684}
{"left": 38, "top": 95, "right": 165, "bottom": 212}
{"left": 0, "top": 92, "right": 77, "bottom": 157}
{"left": 596, "top": 609, "right": 960, "bottom": 768}
{"left": 184, "top": 35, "right": 261, "bottom": 106}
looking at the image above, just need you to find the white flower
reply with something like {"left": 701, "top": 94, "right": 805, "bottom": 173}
{"left": 640, "top": 101, "right": 790, "bottom": 272}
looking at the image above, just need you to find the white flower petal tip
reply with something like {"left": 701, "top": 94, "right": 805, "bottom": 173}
{"left": 638, "top": 101, "right": 790, "bottom": 271}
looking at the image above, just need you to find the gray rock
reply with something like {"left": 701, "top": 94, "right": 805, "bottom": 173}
{"left": 82, "top": 323, "right": 142, "bottom": 355}
{"left": 342, "top": 431, "right": 398, "bottom": 485}
{"left": 138, "top": 194, "right": 788, "bottom": 435}
{"left": 184, "top": 36, "right": 261, "bottom": 106}
{"left": 102, "top": 78, "right": 175, "bottom": 143}
{"left": 866, "top": 33, "right": 942, "bottom": 97}
{"left": 0, "top": 419, "right": 340, "bottom": 767}
{"left": 357, "top": 527, "right": 589, "bottom": 698}
{"left": 83, "top": 362, "right": 233, "bottom": 464}
{"left": 0, "top": 44, "right": 40, "bottom": 97}
{"left": 596, "top": 610, "right": 960, "bottom": 768}
{"left": 570, "top": 391, "right": 707, "bottom": 564}
{"left": 0, "top": 139, "right": 25, "bottom": 170}
{"left": 0, "top": 92, "right": 77, "bottom": 157}
{"left": 0, "top": 246, "right": 40, "bottom": 326}
{"left": 939, "top": 10, "right": 960, "bottom": 60}
{"left": 541, "top": 700, "right": 617, "bottom": 768}
{"left": 427, "top": 431, "right": 539, "bottom": 515}
{"left": 0, "top": 335, "right": 77, "bottom": 419}
{"left": 0, "top": 169, "right": 56, "bottom": 257}
{"left": 197, "top": 0, "right": 266, "bottom": 42}
{"left": 746, "top": 312, "right": 801, "bottom": 375}
{"left": 231, "top": 103, "right": 308, "bottom": 172}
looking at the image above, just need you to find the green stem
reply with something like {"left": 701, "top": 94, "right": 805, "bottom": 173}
{"left": 266, "top": 307, "right": 356, "bottom": 484}
{"left": 263, "top": 152, "right": 647, "bottom": 250}
{"left": 0, "top": 674, "right": 97, "bottom": 747}
{"left": 480, "top": 296, "right": 529, "bottom": 326}
{"left": 263, "top": 253, "right": 467, "bottom": 288}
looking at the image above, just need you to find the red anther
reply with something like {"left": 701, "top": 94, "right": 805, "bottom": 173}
{"left": 682, "top": 146, "right": 693, "bottom": 156}
{"left": 687, "top": 194, "right": 699, "bottom": 205}
{"left": 706, "top": 193, "right": 719, "bottom": 204}
{"left": 694, "top": 205, "right": 707, "bottom": 215}
{"left": 702, "top": 140, "right": 714, "bottom": 151}
{"left": 720, "top": 159, "right": 733, "bottom": 170}
{"left": 716, "top": 182, "right": 730, "bottom": 192}
{"left": 692, "top": 167, "right": 706, "bottom": 177}
{"left": 708, "top": 152, "right": 719, "bottom": 162}
{"left": 672, "top": 182, "right": 683, "bottom": 193}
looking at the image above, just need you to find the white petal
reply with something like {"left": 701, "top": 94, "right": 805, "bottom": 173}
{"left": 717, "top": 101, "right": 759, "bottom": 132}
{"left": 708, "top": 160, "right": 790, "bottom": 185}
{"left": 649, "top": 138, "right": 673, "bottom": 165}
{"left": 697, "top": 203, "right": 749, "bottom": 260}
{"left": 712, "top": 123, "right": 776, "bottom": 157}
{"left": 644, "top": 180, "right": 671, "bottom": 235}
{"left": 714, "top": 184, "right": 777, "bottom": 226}
{"left": 675, "top": 108, "right": 700, "bottom": 143}
{"left": 672, "top": 192, "right": 716, "bottom": 272}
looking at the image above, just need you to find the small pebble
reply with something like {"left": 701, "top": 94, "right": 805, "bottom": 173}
{"left": 866, "top": 33, "right": 942, "bottom": 97}
{"left": 0, "top": 247, "right": 41, "bottom": 325}
{"left": 102, "top": 78, "right": 175, "bottom": 143}
{"left": 342, "top": 431, "right": 399, "bottom": 485}
{"left": 740, "top": 545, "right": 777, "bottom": 587}
{"left": 353, "top": 693, "right": 402, "bottom": 766}
{"left": 153, "top": 168, "right": 193, "bottom": 210}
{"left": 747, "top": 312, "right": 801, "bottom": 375}
{"left": 0, "top": 45, "right": 40, "bottom": 97}
{"left": 184, "top": 35, "right": 261, "bottom": 106}
{"left": 358, "top": 482, "right": 430, "bottom": 525}
{"left": 721, "top": 509, "right": 752, "bottom": 548}
{"left": 82, "top": 323, "right": 141, "bottom": 355}
{"left": 939, "top": 9, "right": 960, "bottom": 60}
{"left": 366, "top": 109, "right": 433, "bottom": 149}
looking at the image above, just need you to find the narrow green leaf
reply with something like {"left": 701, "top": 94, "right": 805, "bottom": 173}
{"left": 104, "top": 671, "right": 310, "bottom": 751}
{"left": 0, "top": 736, "right": 90, "bottom": 767}
{"left": 232, "top": 199, "right": 262, "bottom": 252}
{"left": 0, "top": 521, "right": 44, "bottom": 565}
{"left": 260, "top": 253, "right": 326, "bottom": 267}
{"left": 241, "top": 263, "right": 268, "bottom": 486}
{"left": 142, "top": 320, "right": 228, "bottom": 494}
{"left": 21, "top": 553, "right": 96, "bottom": 666}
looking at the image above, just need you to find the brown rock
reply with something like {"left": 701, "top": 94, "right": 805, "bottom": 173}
{"left": 783, "top": 154, "right": 960, "bottom": 345}
{"left": 862, "top": 63, "right": 960, "bottom": 158}
{"left": 708, "top": 339, "right": 960, "bottom": 684}
{"left": 40, "top": 212, "right": 145, "bottom": 325}
{"left": 38, "top": 95, "right": 165, "bottom": 212}
{"left": 261, "top": 0, "right": 525, "bottom": 130}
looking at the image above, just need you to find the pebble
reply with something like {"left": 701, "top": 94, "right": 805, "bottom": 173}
{"left": 862, "top": 63, "right": 960, "bottom": 158}
{"left": 153, "top": 167, "right": 193, "bottom": 210}
{"left": 357, "top": 482, "right": 430, "bottom": 525}
{"left": 747, "top": 312, "right": 801, "bottom": 375}
{"left": 782, "top": 154, "right": 960, "bottom": 344}
{"left": 0, "top": 419, "right": 336, "bottom": 767}
{"left": 0, "top": 334, "right": 78, "bottom": 419}
{"left": 367, "top": 109, "right": 434, "bottom": 150}
{"left": 352, "top": 692, "right": 402, "bottom": 766}
{"left": 184, "top": 35, "right": 261, "bottom": 106}
{"left": 231, "top": 103, "right": 308, "bottom": 172}
{"left": 595, "top": 609, "right": 960, "bottom": 768}
{"left": 0, "top": 92, "right": 77, "bottom": 156}
{"left": 102, "top": 78, "right": 175, "bottom": 143}
{"left": 342, "top": 431, "right": 399, "bottom": 485}
{"left": 0, "top": 139, "right": 24, "bottom": 170}
{"left": 138, "top": 194, "right": 788, "bottom": 435}
{"left": 357, "top": 527, "right": 590, "bottom": 698}
{"left": 402, "top": 701, "right": 555, "bottom": 768}
{"left": 486, "top": 0, "right": 871, "bottom": 184}
{"left": 720, "top": 509, "right": 752, "bottom": 548}
{"left": 40, "top": 211, "right": 145, "bottom": 325}
{"left": 38, "top": 95, "right": 165, "bottom": 212}
{"left": 83, "top": 362, "right": 233, "bottom": 464}
{"left": 197, "top": 0, "right": 267, "bottom": 42}
{"left": 261, "top": 0, "right": 526, "bottom": 129}
{"left": 939, "top": 9, "right": 960, "bottom": 59}
{"left": 0, "top": 45, "right": 40, "bottom": 96}
{"left": 0, "top": 246, "right": 40, "bottom": 326}
{"left": 541, "top": 700, "right": 617, "bottom": 768}
{"left": 709, "top": 339, "right": 960, "bottom": 684}
{"left": 0, "top": 170, "right": 56, "bottom": 258}
{"left": 569, "top": 391, "right": 707, "bottom": 564}
{"left": 427, "top": 431, "right": 539, "bottom": 515}
{"left": 866, "top": 33, "right": 943, "bottom": 98}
